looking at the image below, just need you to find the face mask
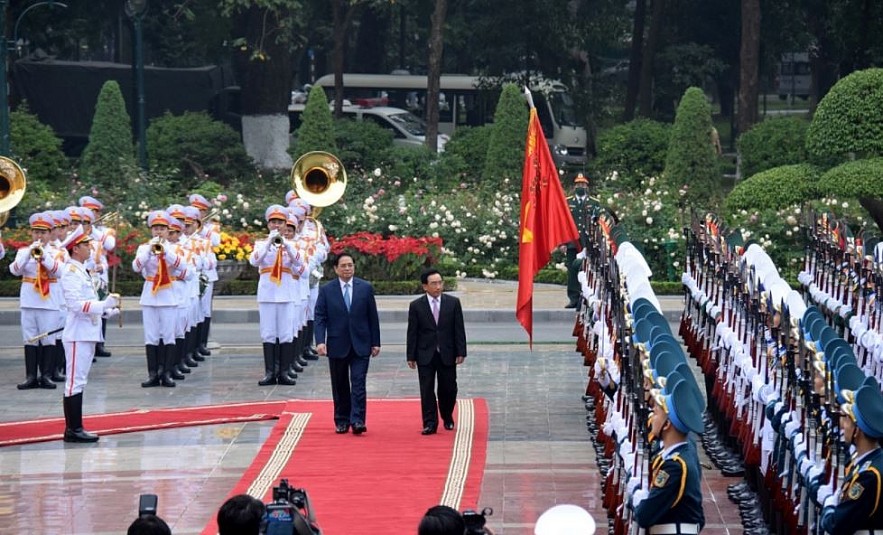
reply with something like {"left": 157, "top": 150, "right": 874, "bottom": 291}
{"left": 575, "top": 187, "right": 587, "bottom": 197}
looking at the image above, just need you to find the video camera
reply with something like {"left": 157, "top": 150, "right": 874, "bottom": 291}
{"left": 262, "top": 479, "right": 321, "bottom": 535}
{"left": 139, "top": 494, "right": 158, "bottom": 517}
{"left": 462, "top": 507, "right": 493, "bottom": 535}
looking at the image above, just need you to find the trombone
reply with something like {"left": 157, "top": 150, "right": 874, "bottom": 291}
{"left": 94, "top": 211, "right": 120, "bottom": 225}
{"left": 201, "top": 209, "right": 221, "bottom": 224}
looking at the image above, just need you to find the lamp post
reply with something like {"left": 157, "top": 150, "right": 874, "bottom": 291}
{"left": 125, "top": 0, "right": 148, "bottom": 170}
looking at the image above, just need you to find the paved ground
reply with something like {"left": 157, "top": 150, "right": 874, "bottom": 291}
{"left": 0, "top": 280, "right": 741, "bottom": 534}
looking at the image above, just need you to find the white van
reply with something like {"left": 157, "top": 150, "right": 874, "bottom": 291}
{"left": 289, "top": 102, "right": 449, "bottom": 152}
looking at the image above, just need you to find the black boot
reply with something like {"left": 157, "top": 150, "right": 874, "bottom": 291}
{"left": 63, "top": 393, "right": 99, "bottom": 443}
{"left": 258, "top": 343, "right": 277, "bottom": 386}
{"left": 17, "top": 345, "right": 39, "bottom": 390}
{"left": 303, "top": 321, "right": 319, "bottom": 360}
{"left": 197, "top": 319, "right": 212, "bottom": 356}
{"left": 188, "top": 328, "right": 205, "bottom": 362}
{"left": 37, "top": 345, "right": 57, "bottom": 389}
{"left": 278, "top": 342, "right": 297, "bottom": 385}
{"left": 52, "top": 340, "right": 66, "bottom": 382}
{"left": 291, "top": 336, "right": 305, "bottom": 372}
{"left": 94, "top": 319, "right": 111, "bottom": 357}
{"left": 141, "top": 345, "right": 161, "bottom": 387}
{"left": 175, "top": 338, "right": 191, "bottom": 374}
{"left": 160, "top": 343, "right": 177, "bottom": 387}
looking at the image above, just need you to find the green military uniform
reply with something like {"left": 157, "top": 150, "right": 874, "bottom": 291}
{"left": 566, "top": 174, "right": 593, "bottom": 308}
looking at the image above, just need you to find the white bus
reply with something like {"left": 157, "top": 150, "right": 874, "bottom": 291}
{"left": 308, "top": 73, "right": 588, "bottom": 167}
{"left": 775, "top": 52, "right": 811, "bottom": 100}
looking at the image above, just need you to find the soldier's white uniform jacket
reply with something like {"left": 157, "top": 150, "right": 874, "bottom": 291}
{"left": 249, "top": 238, "right": 305, "bottom": 303}
{"left": 198, "top": 222, "right": 221, "bottom": 283}
{"left": 90, "top": 225, "right": 115, "bottom": 284}
{"left": 9, "top": 243, "right": 62, "bottom": 309}
{"left": 132, "top": 243, "right": 186, "bottom": 307}
{"left": 61, "top": 258, "right": 110, "bottom": 342}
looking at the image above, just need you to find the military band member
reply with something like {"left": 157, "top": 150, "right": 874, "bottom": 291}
{"left": 132, "top": 211, "right": 186, "bottom": 388}
{"left": 189, "top": 193, "right": 220, "bottom": 357}
{"left": 164, "top": 210, "right": 195, "bottom": 380}
{"left": 11, "top": 212, "right": 62, "bottom": 390}
{"left": 294, "top": 199, "right": 328, "bottom": 361}
{"left": 249, "top": 205, "right": 305, "bottom": 386}
{"left": 79, "top": 196, "right": 115, "bottom": 357}
{"left": 817, "top": 385, "right": 883, "bottom": 533}
{"left": 182, "top": 205, "right": 211, "bottom": 368}
{"left": 47, "top": 211, "right": 71, "bottom": 381}
{"left": 280, "top": 207, "right": 305, "bottom": 381}
{"left": 631, "top": 380, "right": 706, "bottom": 533}
{"left": 59, "top": 224, "right": 119, "bottom": 442}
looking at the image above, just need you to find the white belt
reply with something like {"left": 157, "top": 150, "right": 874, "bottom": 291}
{"left": 649, "top": 524, "right": 700, "bottom": 535}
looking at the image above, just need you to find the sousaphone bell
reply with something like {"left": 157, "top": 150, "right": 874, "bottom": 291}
{"left": 290, "top": 151, "right": 347, "bottom": 218}
{"left": 0, "top": 156, "right": 26, "bottom": 227}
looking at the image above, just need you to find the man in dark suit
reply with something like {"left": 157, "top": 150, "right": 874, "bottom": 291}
{"left": 406, "top": 268, "right": 467, "bottom": 435}
{"left": 315, "top": 252, "right": 381, "bottom": 435}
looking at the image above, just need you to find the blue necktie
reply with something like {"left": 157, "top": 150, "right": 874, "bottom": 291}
{"left": 343, "top": 283, "right": 351, "bottom": 311}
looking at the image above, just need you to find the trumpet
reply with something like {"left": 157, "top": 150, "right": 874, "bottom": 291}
{"left": 271, "top": 235, "right": 285, "bottom": 246}
{"left": 150, "top": 238, "right": 165, "bottom": 255}
{"left": 30, "top": 242, "right": 43, "bottom": 260}
{"left": 201, "top": 209, "right": 221, "bottom": 224}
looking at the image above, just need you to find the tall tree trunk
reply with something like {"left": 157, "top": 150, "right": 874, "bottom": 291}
{"left": 638, "top": 0, "right": 665, "bottom": 117}
{"left": 737, "top": 0, "right": 760, "bottom": 136}
{"left": 623, "top": 0, "right": 646, "bottom": 121}
{"left": 806, "top": 4, "right": 839, "bottom": 111}
{"left": 352, "top": 5, "right": 389, "bottom": 73}
{"left": 331, "top": 1, "right": 361, "bottom": 118}
{"left": 425, "top": 0, "right": 448, "bottom": 154}
{"left": 233, "top": 6, "right": 296, "bottom": 170}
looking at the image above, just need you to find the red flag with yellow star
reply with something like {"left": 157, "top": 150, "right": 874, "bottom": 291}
{"left": 517, "top": 103, "right": 579, "bottom": 347}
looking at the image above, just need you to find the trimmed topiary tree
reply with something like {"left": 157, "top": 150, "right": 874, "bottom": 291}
{"left": 723, "top": 163, "right": 820, "bottom": 213}
{"left": 593, "top": 118, "right": 671, "bottom": 191}
{"left": 433, "top": 125, "right": 492, "bottom": 189}
{"left": 147, "top": 111, "right": 256, "bottom": 189}
{"left": 292, "top": 85, "right": 337, "bottom": 160}
{"left": 482, "top": 83, "right": 527, "bottom": 190}
{"left": 806, "top": 68, "right": 883, "bottom": 167}
{"left": 737, "top": 116, "right": 809, "bottom": 179}
{"left": 9, "top": 102, "right": 71, "bottom": 217}
{"left": 333, "top": 117, "right": 394, "bottom": 174}
{"left": 816, "top": 158, "right": 883, "bottom": 197}
{"left": 663, "top": 87, "right": 721, "bottom": 207}
{"left": 79, "top": 81, "right": 137, "bottom": 191}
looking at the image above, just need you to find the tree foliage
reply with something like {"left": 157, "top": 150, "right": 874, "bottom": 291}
{"left": 292, "top": 85, "right": 337, "bottom": 159}
{"left": 482, "top": 83, "right": 527, "bottom": 189}
{"left": 10, "top": 103, "right": 69, "bottom": 186}
{"left": 593, "top": 118, "right": 670, "bottom": 190}
{"left": 147, "top": 111, "right": 256, "bottom": 189}
{"left": 432, "top": 125, "right": 492, "bottom": 189}
{"left": 78, "top": 81, "right": 137, "bottom": 195}
{"left": 815, "top": 158, "right": 883, "bottom": 198}
{"left": 723, "top": 163, "right": 820, "bottom": 213}
{"left": 737, "top": 116, "right": 809, "bottom": 179}
{"left": 333, "top": 117, "right": 394, "bottom": 173}
{"left": 805, "top": 68, "right": 883, "bottom": 167}
{"left": 663, "top": 87, "right": 720, "bottom": 207}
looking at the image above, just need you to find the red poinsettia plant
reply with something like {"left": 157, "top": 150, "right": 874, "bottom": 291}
{"left": 328, "top": 232, "right": 443, "bottom": 281}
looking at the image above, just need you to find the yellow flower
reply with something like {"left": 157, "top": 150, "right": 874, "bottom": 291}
{"left": 218, "top": 254, "right": 227, "bottom": 260}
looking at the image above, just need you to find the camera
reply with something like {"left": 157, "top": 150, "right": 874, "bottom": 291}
{"left": 138, "top": 494, "right": 158, "bottom": 517}
{"left": 462, "top": 507, "right": 493, "bottom": 535}
{"left": 261, "top": 479, "right": 321, "bottom": 535}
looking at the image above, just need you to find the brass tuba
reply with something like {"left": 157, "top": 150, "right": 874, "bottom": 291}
{"left": 290, "top": 151, "right": 347, "bottom": 218}
{"left": 0, "top": 156, "right": 26, "bottom": 227}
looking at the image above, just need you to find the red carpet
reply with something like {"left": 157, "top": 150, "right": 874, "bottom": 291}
{"left": 201, "top": 398, "right": 489, "bottom": 535}
{"left": 0, "top": 400, "right": 286, "bottom": 447}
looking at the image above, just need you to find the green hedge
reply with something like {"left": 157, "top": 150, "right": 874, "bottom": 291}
{"left": 724, "top": 163, "right": 820, "bottom": 212}
{"left": 806, "top": 68, "right": 883, "bottom": 167}
{"left": 593, "top": 118, "right": 671, "bottom": 190}
{"left": 737, "top": 116, "right": 809, "bottom": 179}
{"left": 664, "top": 87, "right": 721, "bottom": 206}
{"left": 816, "top": 158, "right": 883, "bottom": 197}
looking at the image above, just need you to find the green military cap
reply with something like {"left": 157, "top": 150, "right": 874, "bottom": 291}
{"left": 864, "top": 236, "right": 880, "bottom": 258}
{"left": 651, "top": 350, "right": 685, "bottom": 385}
{"left": 726, "top": 231, "right": 745, "bottom": 253}
{"left": 844, "top": 386, "right": 883, "bottom": 439}
{"left": 817, "top": 326, "right": 838, "bottom": 354}
{"left": 631, "top": 297, "right": 657, "bottom": 316}
{"left": 654, "top": 379, "right": 705, "bottom": 435}
{"left": 834, "top": 363, "right": 866, "bottom": 404}
{"left": 824, "top": 338, "right": 852, "bottom": 363}
{"left": 828, "top": 349, "right": 857, "bottom": 374}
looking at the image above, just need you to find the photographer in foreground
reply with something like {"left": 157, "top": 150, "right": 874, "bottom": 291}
{"left": 127, "top": 515, "right": 171, "bottom": 535}
{"left": 218, "top": 494, "right": 265, "bottom": 535}
{"left": 418, "top": 505, "right": 494, "bottom": 535}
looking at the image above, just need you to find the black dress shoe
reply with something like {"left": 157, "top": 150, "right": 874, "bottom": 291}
{"left": 564, "top": 301, "right": 578, "bottom": 309}
{"left": 422, "top": 426, "right": 437, "bottom": 435}
{"left": 335, "top": 424, "right": 349, "bottom": 434}
{"left": 64, "top": 428, "right": 99, "bottom": 443}
{"left": 352, "top": 423, "right": 367, "bottom": 435}
{"left": 444, "top": 421, "right": 455, "bottom": 431}
{"left": 94, "top": 345, "right": 111, "bottom": 357}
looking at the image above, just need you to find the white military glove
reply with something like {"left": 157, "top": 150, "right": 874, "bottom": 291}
{"left": 103, "top": 307, "right": 120, "bottom": 319}
{"left": 816, "top": 481, "right": 835, "bottom": 506}
{"left": 625, "top": 476, "right": 641, "bottom": 499}
{"left": 631, "top": 488, "right": 649, "bottom": 509}
{"left": 104, "top": 294, "right": 119, "bottom": 309}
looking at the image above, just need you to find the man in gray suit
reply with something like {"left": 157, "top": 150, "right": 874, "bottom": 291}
{"left": 406, "top": 268, "right": 467, "bottom": 435}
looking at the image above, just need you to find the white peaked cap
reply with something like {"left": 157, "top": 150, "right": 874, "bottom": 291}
{"left": 534, "top": 504, "right": 596, "bottom": 535}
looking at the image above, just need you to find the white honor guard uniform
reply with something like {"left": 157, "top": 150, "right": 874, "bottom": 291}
{"left": 183, "top": 205, "right": 212, "bottom": 363}
{"left": 11, "top": 212, "right": 62, "bottom": 390}
{"left": 189, "top": 193, "right": 220, "bottom": 355}
{"left": 80, "top": 197, "right": 116, "bottom": 357}
{"left": 164, "top": 211, "right": 195, "bottom": 381}
{"left": 291, "top": 199, "right": 328, "bottom": 362}
{"left": 59, "top": 224, "right": 119, "bottom": 443}
{"left": 46, "top": 211, "right": 71, "bottom": 382}
{"left": 132, "top": 211, "right": 186, "bottom": 388}
{"left": 250, "top": 205, "right": 305, "bottom": 386}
